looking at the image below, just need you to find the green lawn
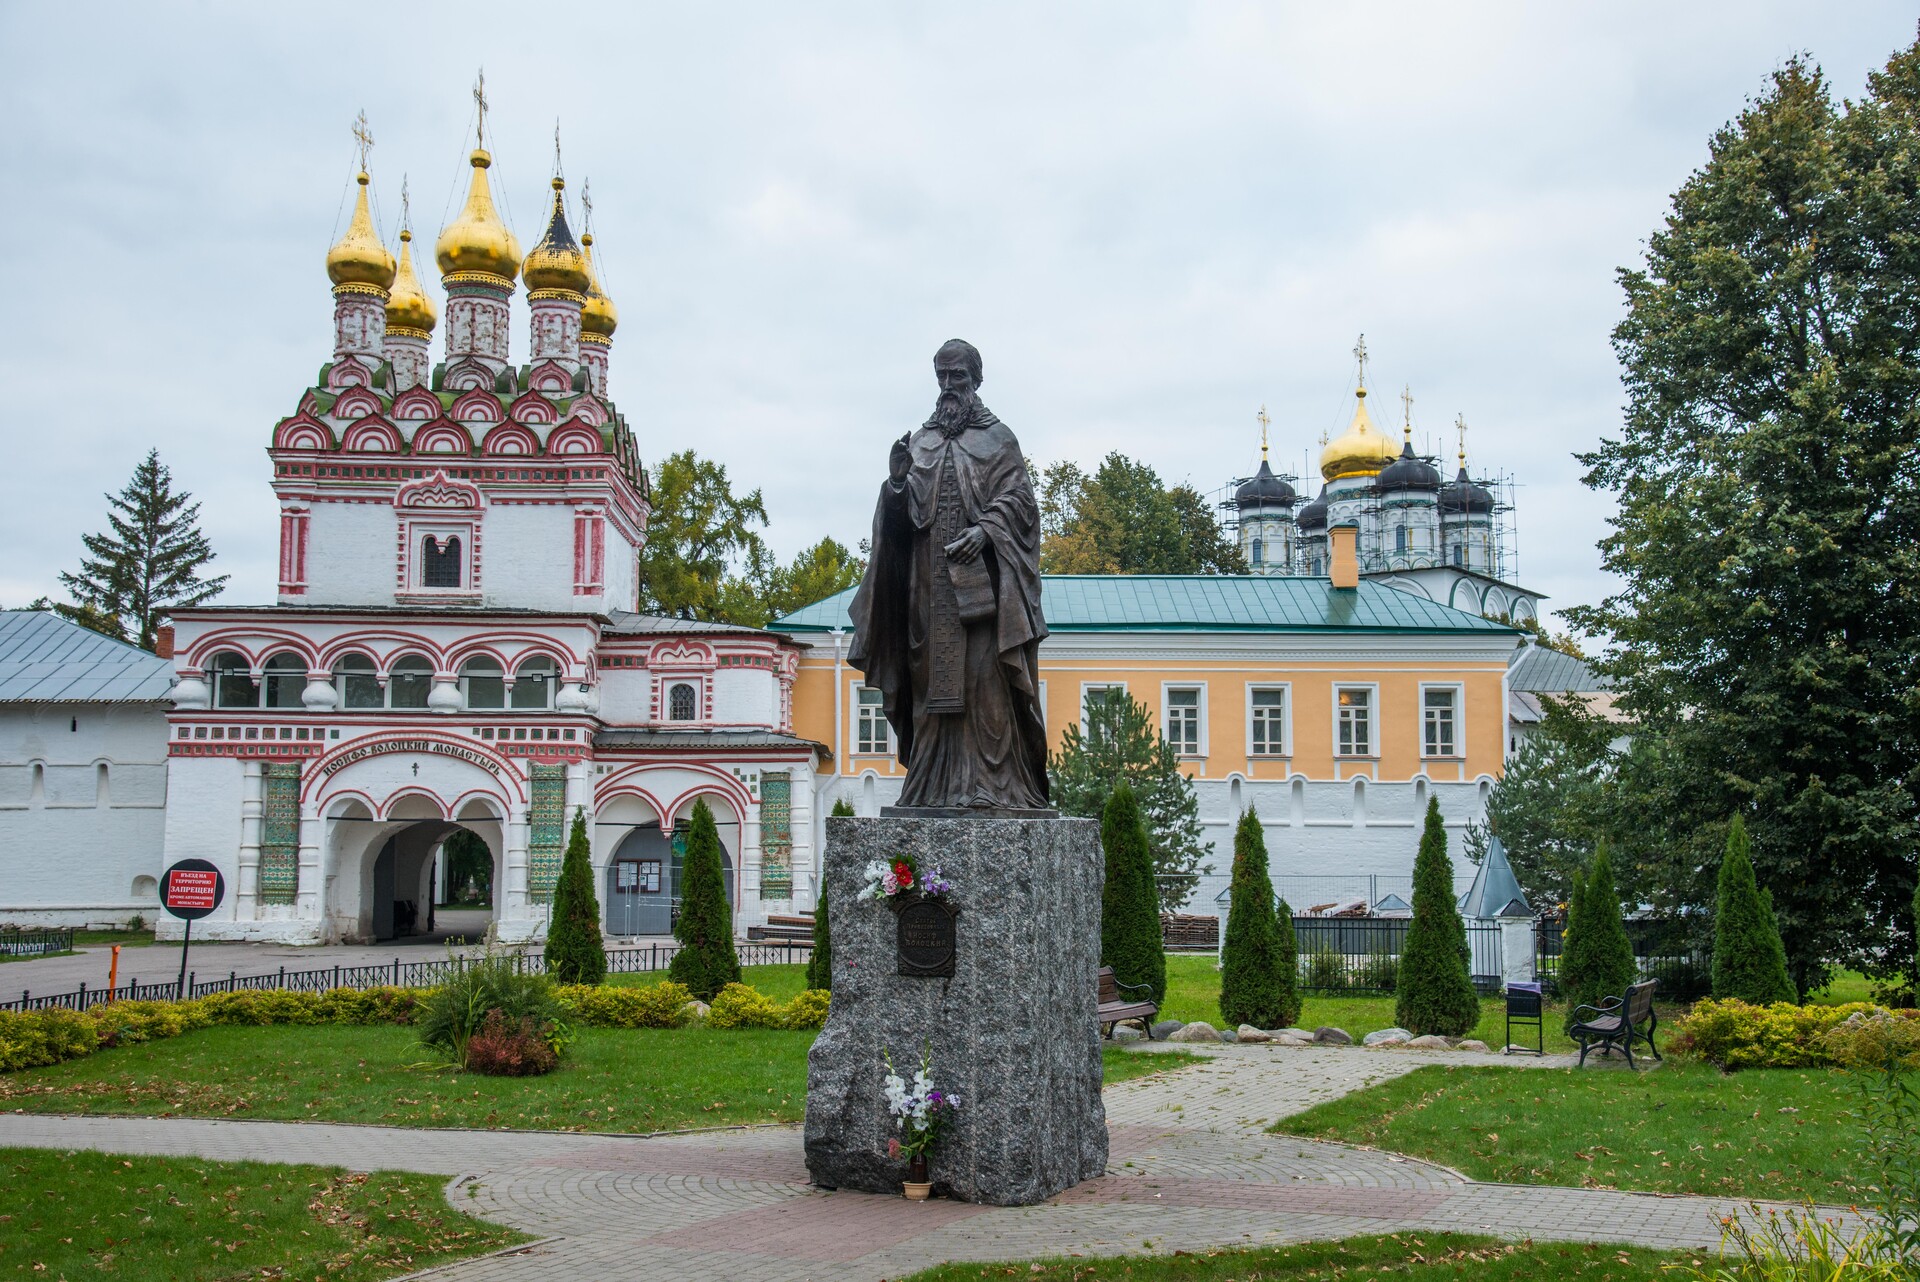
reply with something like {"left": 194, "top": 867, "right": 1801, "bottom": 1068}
{"left": 0, "top": 1024, "right": 1192, "bottom": 1131}
{"left": 1807, "top": 969, "right": 1880, "bottom": 1006}
{"left": 73, "top": 927, "right": 159, "bottom": 948}
{"left": 900, "top": 1232, "right": 1686, "bottom": 1281}
{"left": 610, "top": 962, "right": 812, "bottom": 1001}
{"left": 0, "top": 1147, "right": 524, "bottom": 1281}
{"left": 1274, "top": 1062, "right": 1870, "bottom": 1203}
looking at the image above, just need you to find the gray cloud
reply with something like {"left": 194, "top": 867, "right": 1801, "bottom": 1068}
{"left": 2, "top": 2, "right": 1912, "bottom": 631}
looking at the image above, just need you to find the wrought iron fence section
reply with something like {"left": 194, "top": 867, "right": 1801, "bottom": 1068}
{"left": 1291, "top": 917, "right": 1504, "bottom": 995}
{"left": 0, "top": 928, "right": 74, "bottom": 958}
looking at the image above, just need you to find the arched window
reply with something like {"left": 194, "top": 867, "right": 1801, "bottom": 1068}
{"left": 422, "top": 535, "right": 463, "bottom": 588}
{"left": 210, "top": 651, "right": 257, "bottom": 708}
{"left": 460, "top": 656, "right": 505, "bottom": 709}
{"left": 1249, "top": 538, "right": 1263, "bottom": 567}
{"left": 263, "top": 652, "right": 306, "bottom": 709}
{"left": 512, "top": 656, "right": 557, "bottom": 710}
{"left": 1394, "top": 526, "right": 1408, "bottom": 555}
{"left": 668, "top": 682, "right": 697, "bottom": 722}
{"left": 334, "top": 654, "right": 383, "bottom": 709}
{"left": 388, "top": 655, "right": 434, "bottom": 709}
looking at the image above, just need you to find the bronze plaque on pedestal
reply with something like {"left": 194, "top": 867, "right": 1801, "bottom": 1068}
{"left": 895, "top": 894, "right": 957, "bottom": 977}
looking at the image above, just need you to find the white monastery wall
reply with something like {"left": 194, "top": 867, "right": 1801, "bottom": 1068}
{"left": 474, "top": 505, "right": 575, "bottom": 610}
{"left": 299, "top": 504, "right": 398, "bottom": 605}
{"left": 593, "top": 671, "right": 652, "bottom": 724}
{"left": 712, "top": 669, "right": 776, "bottom": 725}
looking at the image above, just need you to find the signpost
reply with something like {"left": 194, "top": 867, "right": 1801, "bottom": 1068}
{"left": 159, "top": 859, "right": 226, "bottom": 999}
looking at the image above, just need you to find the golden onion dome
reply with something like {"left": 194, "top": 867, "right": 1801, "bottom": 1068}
{"left": 435, "top": 149, "right": 521, "bottom": 283}
{"left": 384, "top": 229, "right": 437, "bottom": 335}
{"left": 325, "top": 172, "right": 396, "bottom": 291}
{"left": 521, "top": 178, "right": 590, "bottom": 296}
{"left": 579, "top": 232, "right": 618, "bottom": 338}
{"left": 1319, "top": 386, "right": 1401, "bottom": 481}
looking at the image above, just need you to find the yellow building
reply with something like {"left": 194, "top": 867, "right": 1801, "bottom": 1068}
{"left": 774, "top": 531, "right": 1519, "bottom": 908}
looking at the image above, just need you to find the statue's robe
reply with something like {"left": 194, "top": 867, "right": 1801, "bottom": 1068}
{"left": 847, "top": 399, "right": 1050, "bottom": 810}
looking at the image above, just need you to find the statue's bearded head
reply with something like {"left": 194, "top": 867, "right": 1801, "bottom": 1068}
{"left": 932, "top": 339, "right": 983, "bottom": 435}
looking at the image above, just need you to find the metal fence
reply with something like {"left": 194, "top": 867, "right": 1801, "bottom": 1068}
{"left": 1294, "top": 917, "right": 1507, "bottom": 995}
{"left": 1, "top": 940, "right": 814, "bottom": 1014}
{"left": 0, "top": 928, "right": 74, "bottom": 959}
{"left": 1535, "top": 915, "right": 1709, "bottom": 1000}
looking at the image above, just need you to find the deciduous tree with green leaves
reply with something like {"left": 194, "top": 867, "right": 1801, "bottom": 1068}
{"left": 1395, "top": 798, "right": 1480, "bottom": 1037}
{"left": 1050, "top": 688, "right": 1211, "bottom": 901}
{"left": 668, "top": 799, "right": 740, "bottom": 1001}
{"left": 56, "top": 450, "right": 227, "bottom": 649}
{"left": 544, "top": 810, "right": 606, "bottom": 985}
{"left": 1566, "top": 38, "right": 1920, "bottom": 995}
{"left": 1219, "top": 807, "right": 1299, "bottom": 1030}
{"left": 637, "top": 451, "right": 770, "bottom": 623}
{"left": 1040, "top": 452, "right": 1246, "bottom": 574}
{"left": 1711, "top": 816, "right": 1797, "bottom": 1006}
{"left": 1099, "top": 782, "right": 1166, "bottom": 1005}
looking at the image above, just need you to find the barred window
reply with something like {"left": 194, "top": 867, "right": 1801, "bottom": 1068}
{"left": 1250, "top": 687, "right": 1287, "bottom": 756}
{"left": 422, "top": 535, "right": 462, "bottom": 587}
{"left": 1336, "top": 687, "right": 1372, "bottom": 757}
{"left": 668, "top": 682, "right": 697, "bottom": 722}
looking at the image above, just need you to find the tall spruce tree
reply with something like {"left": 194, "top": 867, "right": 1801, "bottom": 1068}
{"left": 544, "top": 810, "right": 606, "bottom": 985}
{"left": 668, "top": 799, "right": 740, "bottom": 1000}
{"left": 1051, "top": 688, "right": 1211, "bottom": 901}
{"left": 1395, "top": 798, "right": 1479, "bottom": 1037}
{"left": 808, "top": 798, "right": 855, "bottom": 991}
{"left": 1566, "top": 38, "right": 1920, "bottom": 994}
{"left": 1099, "top": 782, "right": 1166, "bottom": 1004}
{"left": 1559, "top": 845, "right": 1638, "bottom": 1028}
{"left": 1219, "top": 807, "right": 1299, "bottom": 1029}
{"left": 58, "top": 450, "right": 227, "bottom": 649}
{"left": 1711, "top": 816, "right": 1796, "bottom": 1005}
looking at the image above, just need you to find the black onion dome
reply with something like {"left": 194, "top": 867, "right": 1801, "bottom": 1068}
{"left": 1296, "top": 486, "right": 1329, "bottom": 530}
{"left": 1441, "top": 466, "right": 1495, "bottom": 515}
{"left": 1376, "top": 441, "right": 1441, "bottom": 492}
{"left": 1234, "top": 459, "right": 1296, "bottom": 508}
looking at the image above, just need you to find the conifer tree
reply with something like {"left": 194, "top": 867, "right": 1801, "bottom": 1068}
{"left": 1219, "top": 807, "right": 1299, "bottom": 1029}
{"left": 1051, "top": 688, "right": 1211, "bottom": 901}
{"left": 1395, "top": 798, "right": 1480, "bottom": 1036}
{"left": 1559, "top": 844, "right": 1639, "bottom": 1029}
{"left": 1099, "top": 782, "right": 1166, "bottom": 1004}
{"left": 807, "top": 798, "right": 855, "bottom": 991}
{"left": 543, "top": 810, "right": 607, "bottom": 985}
{"left": 58, "top": 450, "right": 227, "bottom": 649}
{"left": 1711, "top": 816, "right": 1797, "bottom": 1004}
{"left": 668, "top": 799, "right": 740, "bottom": 1000}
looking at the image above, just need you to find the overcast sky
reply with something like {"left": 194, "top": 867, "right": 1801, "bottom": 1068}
{"left": 2, "top": 4, "right": 1913, "bottom": 630}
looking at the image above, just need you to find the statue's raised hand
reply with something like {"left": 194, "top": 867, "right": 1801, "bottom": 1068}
{"left": 889, "top": 433, "right": 912, "bottom": 483}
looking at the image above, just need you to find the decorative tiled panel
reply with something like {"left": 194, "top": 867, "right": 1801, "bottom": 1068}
{"left": 527, "top": 762, "right": 567, "bottom": 902}
{"left": 759, "top": 772, "right": 792, "bottom": 899}
{"left": 258, "top": 762, "right": 302, "bottom": 903}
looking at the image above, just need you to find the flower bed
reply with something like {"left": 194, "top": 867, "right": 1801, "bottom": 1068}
{"left": 1671, "top": 998, "right": 1920, "bottom": 1070}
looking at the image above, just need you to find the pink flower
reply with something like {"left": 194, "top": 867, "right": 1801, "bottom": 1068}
{"left": 887, "top": 1138, "right": 901, "bottom": 1158}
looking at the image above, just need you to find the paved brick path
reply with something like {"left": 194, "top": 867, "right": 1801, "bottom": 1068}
{"left": 0, "top": 1044, "right": 1871, "bottom": 1280}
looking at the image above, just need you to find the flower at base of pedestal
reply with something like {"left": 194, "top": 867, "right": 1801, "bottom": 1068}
{"left": 863, "top": 853, "right": 953, "bottom": 901}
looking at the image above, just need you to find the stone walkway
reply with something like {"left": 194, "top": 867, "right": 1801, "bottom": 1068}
{"left": 0, "top": 1044, "right": 1870, "bottom": 1281}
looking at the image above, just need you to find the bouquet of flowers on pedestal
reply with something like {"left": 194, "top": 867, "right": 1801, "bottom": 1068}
{"left": 883, "top": 1045, "right": 959, "bottom": 1196}
{"left": 863, "top": 851, "right": 953, "bottom": 902}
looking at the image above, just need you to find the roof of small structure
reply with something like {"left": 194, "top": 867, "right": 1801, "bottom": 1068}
{"left": 774, "top": 575, "right": 1517, "bottom": 636}
{"left": 1507, "top": 643, "right": 1607, "bottom": 693}
{"left": 1457, "top": 834, "right": 1533, "bottom": 918}
{"left": 0, "top": 611, "right": 174, "bottom": 703}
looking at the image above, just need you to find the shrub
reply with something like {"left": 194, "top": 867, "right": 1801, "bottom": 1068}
{"left": 464, "top": 1010, "right": 560, "bottom": 1077}
{"left": 668, "top": 800, "right": 741, "bottom": 1001}
{"left": 545, "top": 809, "right": 607, "bottom": 986}
{"left": 784, "top": 988, "right": 831, "bottom": 1030}
{"left": 1558, "top": 845, "right": 1637, "bottom": 1031}
{"left": 1099, "top": 782, "right": 1167, "bottom": 1004}
{"left": 1219, "top": 807, "right": 1299, "bottom": 1029}
{"left": 1301, "top": 948, "right": 1348, "bottom": 992}
{"left": 1822, "top": 1008, "right": 1920, "bottom": 1072}
{"left": 1672, "top": 998, "right": 1920, "bottom": 1069}
{"left": 0, "top": 1008, "right": 98, "bottom": 1071}
{"left": 1712, "top": 816, "right": 1797, "bottom": 1006}
{"left": 555, "top": 981, "right": 691, "bottom": 1029}
{"left": 1358, "top": 949, "right": 1399, "bottom": 993}
{"left": 416, "top": 952, "right": 570, "bottom": 1071}
{"left": 313, "top": 986, "right": 422, "bottom": 1025}
{"left": 1396, "top": 798, "right": 1479, "bottom": 1036}
{"left": 807, "top": 885, "right": 833, "bottom": 992}
{"left": 194, "top": 989, "right": 327, "bottom": 1027}
{"left": 88, "top": 999, "right": 213, "bottom": 1047}
{"left": 708, "top": 982, "right": 782, "bottom": 1030}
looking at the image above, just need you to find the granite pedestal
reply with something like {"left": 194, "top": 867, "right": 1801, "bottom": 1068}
{"left": 803, "top": 814, "right": 1107, "bottom": 1206}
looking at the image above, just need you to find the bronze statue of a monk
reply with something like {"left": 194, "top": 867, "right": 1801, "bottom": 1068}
{"left": 848, "top": 339, "right": 1051, "bottom": 812}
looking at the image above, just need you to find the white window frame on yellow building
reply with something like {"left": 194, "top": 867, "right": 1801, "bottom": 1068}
{"left": 1333, "top": 683, "right": 1379, "bottom": 760}
{"left": 1245, "top": 683, "right": 1291, "bottom": 759}
{"left": 1419, "top": 682, "right": 1464, "bottom": 759}
{"left": 1160, "top": 683, "right": 1206, "bottom": 760}
{"left": 850, "top": 680, "right": 894, "bottom": 757}
{"left": 1079, "top": 682, "right": 1127, "bottom": 733}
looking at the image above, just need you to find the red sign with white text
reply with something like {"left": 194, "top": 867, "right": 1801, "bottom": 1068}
{"left": 165, "top": 868, "right": 219, "bottom": 911}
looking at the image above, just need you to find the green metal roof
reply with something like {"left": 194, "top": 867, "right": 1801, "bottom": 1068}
{"left": 772, "top": 575, "right": 1519, "bottom": 636}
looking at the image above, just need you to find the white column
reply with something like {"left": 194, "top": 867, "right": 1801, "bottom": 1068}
{"left": 296, "top": 804, "right": 324, "bottom": 925}
{"left": 236, "top": 761, "right": 264, "bottom": 918}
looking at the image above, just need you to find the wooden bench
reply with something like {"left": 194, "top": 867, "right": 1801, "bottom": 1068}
{"left": 1097, "top": 965, "right": 1159, "bottom": 1040}
{"left": 1569, "top": 978, "right": 1661, "bottom": 1069}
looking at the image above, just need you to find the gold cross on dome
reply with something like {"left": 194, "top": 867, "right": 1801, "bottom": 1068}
{"left": 581, "top": 179, "right": 594, "bottom": 232}
{"left": 400, "top": 175, "right": 411, "bottom": 232}
{"left": 1456, "top": 414, "right": 1469, "bottom": 464}
{"left": 552, "top": 119, "right": 564, "bottom": 180}
{"left": 1352, "top": 333, "right": 1369, "bottom": 388}
{"left": 352, "top": 110, "right": 374, "bottom": 172}
{"left": 1257, "top": 404, "right": 1270, "bottom": 459}
{"left": 1401, "top": 385, "right": 1414, "bottom": 440}
{"left": 473, "top": 69, "right": 489, "bottom": 148}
